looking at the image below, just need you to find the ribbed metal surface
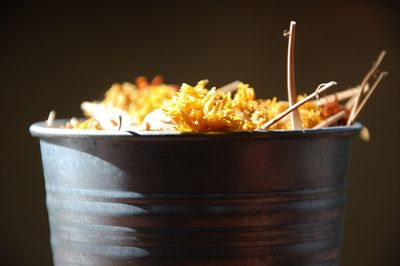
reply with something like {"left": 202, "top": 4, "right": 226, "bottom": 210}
{"left": 31, "top": 122, "right": 360, "bottom": 265}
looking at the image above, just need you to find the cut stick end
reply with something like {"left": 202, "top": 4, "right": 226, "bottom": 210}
{"left": 46, "top": 110, "right": 56, "bottom": 128}
{"left": 316, "top": 81, "right": 337, "bottom": 93}
{"left": 347, "top": 51, "right": 387, "bottom": 125}
{"left": 351, "top": 70, "right": 387, "bottom": 122}
{"left": 376, "top": 51, "right": 387, "bottom": 64}
{"left": 218, "top": 80, "right": 242, "bottom": 93}
{"left": 118, "top": 115, "right": 123, "bottom": 131}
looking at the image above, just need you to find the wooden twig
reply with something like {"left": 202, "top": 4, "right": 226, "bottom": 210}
{"left": 352, "top": 71, "right": 387, "bottom": 121}
{"left": 46, "top": 110, "right": 56, "bottom": 128}
{"left": 316, "top": 87, "right": 359, "bottom": 106}
{"left": 218, "top": 80, "right": 241, "bottom": 93}
{"left": 118, "top": 115, "right": 122, "bottom": 131}
{"left": 313, "top": 90, "right": 358, "bottom": 129}
{"left": 344, "top": 90, "right": 361, "bottom": 109}
{"left": 259, "top": 81, "right": 337, "bottom": 130}
{"left": 285, "top": 21, "right": 302, "bottom": 129}
{"left": 313, "top": 110, "right": 346, "bottom": 129}
{"left": 347, "top": 51, "right": 386, "bottom": 125}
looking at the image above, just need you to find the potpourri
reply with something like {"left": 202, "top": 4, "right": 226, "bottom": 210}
{"left": 59, "top": 77, "right": 347, "bottom": 132}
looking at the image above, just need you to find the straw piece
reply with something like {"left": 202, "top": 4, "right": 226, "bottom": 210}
{"left": 352, "top": 71, "right": 387, "bottom": 121}
{"left": 344, "top": 84, "right": 372, "bottom": 110}
{"left": 285, "top": 21, "right": 302, "bottom": 129}
{"left": 217, "top": 80, "right": 242, "bottom": 93}
{"left": 347, "top": 51, "right": 386, "bottom": 125}
{"left": 313, "top": 110, "right": 346, "bottom": 129}
{"left": 46, "top": 110, "right": 56, "bottom": 128}
{"left": 259, "top": 81, "right": 337, "bottom": 130}
{"left": 344, "top": 93, "right": 357, "bottom": 109}
{"left": 118, "top": 115, "right": 122, "bottom": 131}
{"left": 317, "top": 87, "right": 360, "bottom": 106}
{"left": 313, "top": 89, "right": 360, "bottom": 129}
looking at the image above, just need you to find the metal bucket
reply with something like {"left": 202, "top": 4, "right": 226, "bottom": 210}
{"left": 30, "top": 120, "right": 361, "bottom": 266}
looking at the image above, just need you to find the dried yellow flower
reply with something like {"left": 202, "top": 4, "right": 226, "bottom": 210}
{"left": 161, "top": 80, "right": 242, "bottom": 132}
{"left": 158, "top": 81, "right": 329, "bottom": 131}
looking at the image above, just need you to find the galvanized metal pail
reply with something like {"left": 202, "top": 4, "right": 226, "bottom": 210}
{"left": 30, "top": 120, "right": 361, "bottom": 266}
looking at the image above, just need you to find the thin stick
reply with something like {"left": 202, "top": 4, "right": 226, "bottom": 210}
{"left": 118, "top": 115, "right": 122, "bottom": 131}
{"left": 347, "top": 51, "right": 386, "bottom": 125}
{"left": 285, "top": 21, "right": 302, "bottom": 129}
{"left": 313, "top": 110, "right": 346, "bottom": 129}
{"left": 345, "top": 95, "right": 357, "bottom": 109}
{"left": 316, "top": 87, "right": 359, "bottom": 106}
{"left": 218, "top": 80, "right": 241, "bottom": 93}
{"left": 313, "top": 91, "right": 358, "bottom": 129}
{"left": 352, "top": 71, "right": 387, "bottom": 121}
{"left": 46, "top": 110, "right": 56, "bottom": 128}
{"left": 344, "top": 85, "right": 369, "bottom": 109}
{"left": 259, "top": 81, "right": 337, "bottom": 130}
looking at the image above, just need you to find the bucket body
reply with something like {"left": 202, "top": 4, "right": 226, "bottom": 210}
{"left": 30, "top": 121, "right": 361, "bottom": 266}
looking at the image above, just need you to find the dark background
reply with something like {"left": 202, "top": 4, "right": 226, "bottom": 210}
{"left": 1, "top": 1, "right": 399, "bottom": 265}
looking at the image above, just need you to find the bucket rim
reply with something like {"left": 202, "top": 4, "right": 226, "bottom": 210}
{"left": 29, "top": 119, "right": 363, "bottom": 140}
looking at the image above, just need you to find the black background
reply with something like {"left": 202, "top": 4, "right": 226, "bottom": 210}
{"left": 1, "top": 1, "right": 399, "bottom": 265}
